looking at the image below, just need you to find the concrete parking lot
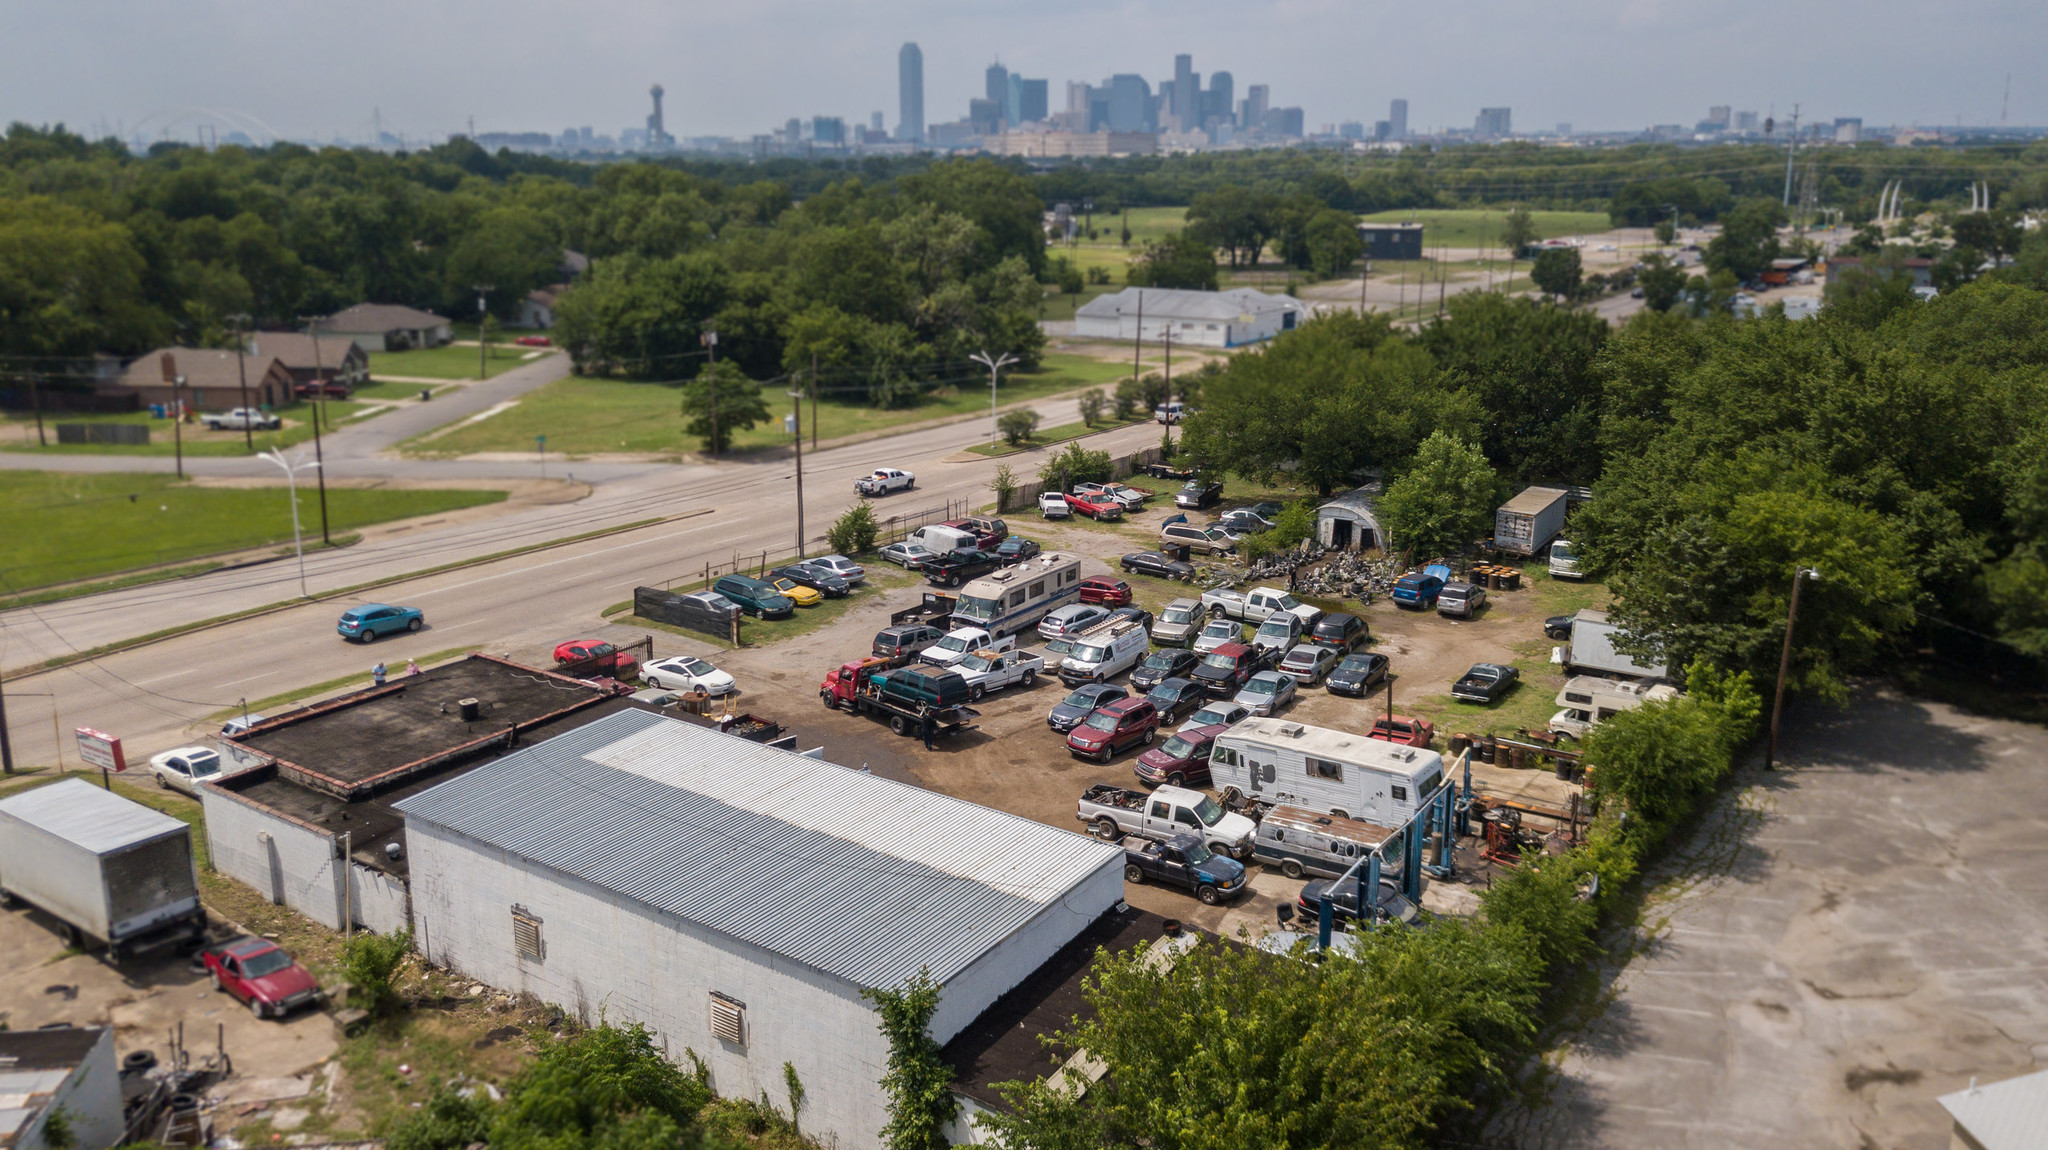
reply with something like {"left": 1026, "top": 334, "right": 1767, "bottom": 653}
{"left": 1492, "top": 688, "right": 2048, "bottom": 1149}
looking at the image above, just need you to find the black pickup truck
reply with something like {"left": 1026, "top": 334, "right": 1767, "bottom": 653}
{"left": 1123, "top": 833, "right": 1248, "bottom": 906}
{"left": 1451, "top": 662, "right": 1520, "bottom": 704}
{"left": 923, "top": 550, "right": 1003, "bottom": 589}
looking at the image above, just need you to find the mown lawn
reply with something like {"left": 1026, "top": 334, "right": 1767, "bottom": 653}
{"left": 0, "top": 472, "right": 505, "bottom": 592}
{"left": 368, "top": 343, "right": 548, "bottom": 380}
{"left": 0, "top": 400, "right": 368, "bottom": 457}
{"left": 1356, "top": 208, "right": 1614, "bottom": 249}
{"left": 405, "top": 350, "right": 1138, "bottom": 458}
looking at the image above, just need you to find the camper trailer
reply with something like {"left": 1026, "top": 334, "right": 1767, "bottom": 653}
{"left": 1250, "top": 805, "right": 1403, "bottom": 880}
{"left": 947, "top": 552, "right": 1083, "bottom": 639}
{"left": 1210, "top": 717, "right": 1443, "bottom": 827}
{"left": 1548, "top": 676, "right": 1679, "bottom": 739}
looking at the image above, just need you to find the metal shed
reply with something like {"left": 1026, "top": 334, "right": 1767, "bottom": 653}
{"left": 1316, "top": 486, "right": 1382, "bottom": 550}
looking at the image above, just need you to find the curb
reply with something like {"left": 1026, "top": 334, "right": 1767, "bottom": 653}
{"left": 5, "top": 510, "right": 710, "bottom": 681}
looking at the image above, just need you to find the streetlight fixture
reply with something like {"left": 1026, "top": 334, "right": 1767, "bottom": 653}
{"left": 259, "top": 448, "right": 321, "bottom": 599}
{"left": 1765, "top": 566, "right": 1822, "bottom": 770}
{"left": 970, "top": 350, "right": 1018, "bottom": 448}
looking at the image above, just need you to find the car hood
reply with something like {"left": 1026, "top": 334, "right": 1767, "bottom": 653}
{"left": 1048, "top": 704, "right": 1091, "bottom": 726}
{"left": 1196, "top": 856, "right": 1248, "bottom": 885}
{"left": 248, "top": 965, "right": 319, "bottom": 1001}
{"left": 1191, "top": 664, "right": 1235, "bottom": 683}
{"left": 693, "top": 669, "right": 737, "bottom": 692}
{"left": 1212, "top": 812, "right": 1257, "bottom": 844}
{"left": 1067, "top": 725, "right": 1114, "bottom": 746}
{"left": 1136, "top": 745, "right": 1191, "bottom": 771}
{"left": 1328, "top": 668, "right": 1366, "bottom": 684}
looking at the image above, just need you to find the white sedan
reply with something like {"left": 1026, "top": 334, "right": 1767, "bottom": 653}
{"left": 640, "top": 655, "right": 737, "bottom": 696}
{"left": 149, "top": 746, "right": 224, "bottom": 796}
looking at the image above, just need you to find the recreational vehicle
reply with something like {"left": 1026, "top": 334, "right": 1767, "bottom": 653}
{"left": 948, "top": 552, "right": 1083, "bottom": 639}
{"left": 1210, "top": 717, "right": 1444, "bottom": 827}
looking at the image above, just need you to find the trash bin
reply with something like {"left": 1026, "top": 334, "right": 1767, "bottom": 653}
{"left": 419, "top": 388, "right": 432, "bottom": 402}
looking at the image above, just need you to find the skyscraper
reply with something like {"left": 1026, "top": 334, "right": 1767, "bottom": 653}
{"left": 897, "top": 43, "right": 924, "bottom": 143}
{"left": 1005, "top": 73, "right": 1023, "bottom": 126}
{"left": 646, "top": 84, "right": 671, "bottom": 149}
{"left": 1205, "top": 72, "right": 1233, "bottom": 127}
{"left": 1172, "top": 54, "right": 1196, "bottom": 129}
{"left": 1242, "top": 84, "right": 1270, "bottom": 131}
{"left": 1389, "top": 98, "right": 1408, "bottom": 139}
{"left": 1474, "top": 107, "right": 1512, "bottom": 138}
{"left": 1019, "top": 78, "right": 1048, "bottom": 124}
{"left": 986, "top": 62, "right": 1010, "bottom": 111}
{"left": 1105, "top": 74, "right": 1150, "bottom": 132}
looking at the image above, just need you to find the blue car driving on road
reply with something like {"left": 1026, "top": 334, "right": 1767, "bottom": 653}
{"left": 337, "top": 603, "right": 424, "bottom": 642}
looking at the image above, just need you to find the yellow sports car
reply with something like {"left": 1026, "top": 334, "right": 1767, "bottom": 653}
{"left": 768, "top": 576, "right": 823, "bottom": 608}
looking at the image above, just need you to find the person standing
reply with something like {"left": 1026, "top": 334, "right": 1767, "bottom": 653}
{"left": 919, "top": 705, "right": 937, "bottom": 751}
{"left": 372, "top": 661, "right": 387, "bottom": 686}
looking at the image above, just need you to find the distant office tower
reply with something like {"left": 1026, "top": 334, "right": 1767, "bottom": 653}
{"left": 898, "top": 43, "right": 924, "bottom": 142}
{"left": 1106, "top": 74, "right": 1151, "bottom": 132}
{"left": 812, "top": 116, "right": 845, "bottom": 145}
{"left": 968, "top": 98, "right": 1002, "bottom": 136}
{"left": 1172, "top": 54, "right": 1196, "bottom": 129}
{"left": 1834, "top": 117, "right": 1862, "bottom": 143}
{"left": 1005, "top": 73, "right": 1023, "bottom": 125}
{"left": 1373, "top": 120, "right": 1391, "bottom": 140}
{"left": 784, "top": 118, "right": 802, "bottom": 144}
{"left": 1242, "top": 84, "right": 1270, "bottom": 131}
{"left": 646, "top": 84, "right": 671, "bottom": 148}
{"left": 986, "top": 62, "right": 1009, "bottom": 109}
{"left": 871, "top": 111, "right": 884, "bottom": 133}
{"left": 1734, "top": 110, "right": 1760, "bottom": 133}
{"left": 1019, "top": 78, "right": 1048, "bottom": 124}
{"left": 1556, "top": 122, "right": 1572, "bottom": 136}
{"left": 1708, "top": 105, "right": 1732, "bottom": 129}
{"left": 1087, "top": 85, "right": 1111, "bottom": 132}
{"left": 1389, "top": 98, "right": 1408, "bottom": 139}
{"left": 1205, "top": 71, "right": 1233, "bottom": 126}
{"left": 1339, "top": 122, "right": 1364, "bottom": 139}
{"left": 1264, "top": 106, "right": 1304, "bottom": 138}
{"left": 1474, "top": 107, "right": 1512, "bottom": 137}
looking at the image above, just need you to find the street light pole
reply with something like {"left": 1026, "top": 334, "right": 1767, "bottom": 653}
{"left": 296, "top": 316, "right": 333, "bottom": 544}
{"left": 700, "top": 329, "right": 719, "bottom": 456}
{"left": 970, "top": 350, "right": 1018, "bottom": 448}
{"left": 472, "top": 285, "right": 494, "bottom": 380}
{"left": 259, "top": 448, "right": 320, "bottom": 598}
{"left": 1765, "top": 566, "right": 1821, "bottom": 770}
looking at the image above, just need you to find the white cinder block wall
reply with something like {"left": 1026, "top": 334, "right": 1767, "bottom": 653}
{"left": 927, "top": 860, "right": 1123, "bottom": 1043}
{"left": 406, "top": 821, "right": 895, "bottom": 1149}
{"left": 349, "top": 864, "right": 411, "bottom": 935}
{"left": 200, "top": 787, "right": 343, "bottom": 929}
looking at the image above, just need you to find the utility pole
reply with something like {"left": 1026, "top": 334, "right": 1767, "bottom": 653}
{"left": 472, "top": 285, "right": 494, "bottom": 380}
{"left": 1782, "top": 104, "right": 1801, "bottom": 207}
{"left": 0, "top": 660, "right": 14, "bottom": 775}
{"left": 810, "top": 352, "right": 819, "bottom": 449}
{"left": 1130, "top": 291, "right": 1145, "bottom": 384}
{"left": 788, "top": 385, "right": 807, "bottom": 557}
{"left": 26, "top": 370, "right": 46, "bottom": 447}
{"left": 161, "top": 354, "right": 185, "bottom": 479}
{"left": 1359, "top": 259, "right": 1371, "bottom": 315}
{"left": 296, "top": 317, "right": 333, "bottom": 544}
{"left": 230, "top": 313, "right": 253, "bottom": 450}
{"left": 1765, "top": 567, "right": 1821, "bottom": 770}
{"left": 700, "top": 329, "right": 719, "bottom": 456}
{"left": 969, "top": 350, "right": 1018, "bottom": 448}
{"left": 1161, "top": 327, "right": 1174, "bottom": 398}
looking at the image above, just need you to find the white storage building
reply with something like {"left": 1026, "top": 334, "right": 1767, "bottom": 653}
{"left": 1316, "top": 486, "right": 1383, "bottom": 550}
{"left": 393, "top": 708, "right": 1125, "bottom": 1150}
{"left": 1074, "top": 287, "right": 1306, "bottom": 348}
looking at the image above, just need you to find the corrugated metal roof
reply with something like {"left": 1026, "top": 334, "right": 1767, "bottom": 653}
{"left": 1076, "top": 287, "right": 1304, "bottom": 322}
{"left": 1317, "top": 486, "right": 1381, "bottom": 523}
{"left": 0, "top": 779, "right": 190, "bottom": 856}
{"left": 395, "top": 711, "right": 1121, "bottom": 989}
{"left": 1939, "top": 1068, "right": 2048, "bottom": 1150}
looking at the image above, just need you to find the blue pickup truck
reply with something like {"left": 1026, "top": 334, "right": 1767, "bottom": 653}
{"left": 1123, "top": 833, "right": 1248, "bottom": 906}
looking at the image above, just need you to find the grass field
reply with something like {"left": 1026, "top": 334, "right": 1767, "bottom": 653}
{"left": 1357, "top": 209, "right": 1613, "bottom": 249}
{"left": 0, "top": 399, "right": 367, "bottom": 456}
{"left": 0, "top": 472, "right": 506, "bottom": 592}
{"left": 368, "top": 343, "right": 546, "bottom": 380}
{"left": 405, "top": 350, "right": 1135, "bottom": 458}
{"left": 967, "top": 415, "right": 1148, "bottom": 458}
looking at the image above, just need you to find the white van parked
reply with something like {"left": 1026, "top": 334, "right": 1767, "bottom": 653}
{"left": 949, "top": 552, "right": 1083, "bottom": 639}
{"left": 1211, "top": 717, "right": 1443, "bottom": 826}
{"left": 1058, "top": 617, "right": 1151, "bottom": 686}
{"left": 1548, "top": 675, "right": 1678, "bottom": 739}
{"left": 913, "top": 524, "right": 980, "bottom": 557}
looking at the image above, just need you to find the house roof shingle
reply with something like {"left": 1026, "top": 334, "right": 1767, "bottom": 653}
{"left": 243, "top": 332, "right": 364, "bottom": 370}
{"left": 317, "top": 303, "right": 451, "bottom": 333}
{"left": 116, "top": 348, "right": 288, "bottom": 392}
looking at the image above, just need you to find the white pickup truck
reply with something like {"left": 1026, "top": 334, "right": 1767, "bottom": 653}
{"left": 1075, "top": 783, "right": 1258, "bottom": 859}
{"left": 202, "top": 407, "right": 281, "bottom": 431}
{"left": 1200, "top": 586, "right": 1323, "bottom": 628}
{"left": 952, "top": 649, "right": 1044, "bottom": 700}
{"left": 855, "top": 468, "right": 915, "bottom": 496}
{"left": 918, "top": 627, "right": 1016, "bottom": 669}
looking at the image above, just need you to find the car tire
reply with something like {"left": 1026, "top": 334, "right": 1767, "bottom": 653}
{"left": 407, "top": 619, "right": 422, "bottom": 632}
{"left": 359, "top": 629, "right": 375, "bottom": 642}
{"left": 250, "top": 998, "right": 266, "bottom": 1019}
{"left": 820, "top": 691, "right": 837, "bottom": 710}
{"left": 1093, "top": 818, "right": 1121, "bottom": 842}
{"left": 1021, "top": 669, "right": 1036, "bottom": 687}
{"left": 1097, "top": 746, "right": 1113, "bottom": 764}
{"left": 1282, "top": 859, "right": 1305, "bottom": 879}
{"left": 1167, "top": 772, "right": 1186, "bottom": 788}
{"left": 970, "top": 684, "right": 985, "bottom": 702}
{"left": 1125, "top": 864, "right": 1144, "bottom": 884}
{"left": 156, "top": 773, "right": 169, "bottom": 789}
{"left": 1197, "top": 885, "right": 1220, "bottom": 906}
{"left": 1141, "top": 729, "right": 1154, "bottom": 745}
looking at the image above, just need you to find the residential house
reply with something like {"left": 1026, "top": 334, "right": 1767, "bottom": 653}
{"left": 244, "top": 333, "right": 369, "bottom": 392}
{"left": 314, "top": 304, "right": 453, "bottom": 351}
{"left": 515, "top": 285, "right": 564, "bottom": 329}
{"left": 113, "top": 348, "right": 295, "bottom": 410}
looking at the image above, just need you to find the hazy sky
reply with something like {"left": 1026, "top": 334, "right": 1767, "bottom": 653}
{"left": 3, "top": 0, "right": 2041, "bottom": 144}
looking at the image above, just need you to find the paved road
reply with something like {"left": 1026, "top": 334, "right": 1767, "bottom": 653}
{"left": 0, "top": 405, "right": 1163, "bottom": 768}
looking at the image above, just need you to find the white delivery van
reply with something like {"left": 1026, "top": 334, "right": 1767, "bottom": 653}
{"left": 1548, "top": 675, "right": 1679, "bottom": 738}
{"left": 1211, "top": 717, "right": 1443, "bottom": 827}
{"left": 1058, "top": 617, "right": 1151, "bottom": 686}
{"left": 913, "top": 524, "right": 980, "bottom": 557}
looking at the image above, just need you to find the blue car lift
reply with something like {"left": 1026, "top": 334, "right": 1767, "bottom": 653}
{"left": 1317, "top": 748, "right": 1474, "bottom": 949}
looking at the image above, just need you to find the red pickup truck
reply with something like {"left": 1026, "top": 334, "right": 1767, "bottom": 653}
{"left": 204, "top": 937, "right": 323, "bottom": 1019}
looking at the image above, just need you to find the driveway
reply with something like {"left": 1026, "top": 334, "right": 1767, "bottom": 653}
{"left": 1493, "top": 687, "right": 2048, "bottom": 1148}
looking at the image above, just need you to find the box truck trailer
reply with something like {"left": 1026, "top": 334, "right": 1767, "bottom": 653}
{"left": 0, "top": 779, "right": 205, "bottom": 958}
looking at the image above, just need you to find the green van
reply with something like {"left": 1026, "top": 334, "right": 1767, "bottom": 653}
{"left": 712, "top": 575, "right": 795, "bottom": 619}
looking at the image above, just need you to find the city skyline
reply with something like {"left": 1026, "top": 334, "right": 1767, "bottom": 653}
{"left": 1, "top": 0, "right": 2040, "bottom": 145}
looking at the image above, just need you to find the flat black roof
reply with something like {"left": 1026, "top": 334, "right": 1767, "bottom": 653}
{"left": 942, "top": 905, "right": 1175, "bottom": 1112}
{"left": 229, "top": 655, "right": 614, "bottom": 798}
{"left": 0, "top": 1026, "right": 104, "bottom": 1071}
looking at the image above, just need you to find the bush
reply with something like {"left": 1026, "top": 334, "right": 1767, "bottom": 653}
{"left": 340, "top": 928, "right": 413, "bottom": 1015}
{"left": 1271, "top": 499, "right": 1316, "bottom": 550}
{"left": 1581, "top": 661, "right": 1761, "bottom": 843}
{"left": 990, "top": 463, "right": 1018, "bottom": 512}
{"left": 1037, "top": 443, "right": 1113, "bottom": 495}
{"left": 1078, "top": 388, "right": 1106, "bottom": 428}
{"left": 998, "top": 408, "right": 1040, "bottom": 446}
{"left": 1112, "top": 379, "right": 1141, "bottom": 421}
{"left": 827, "top": 503, "right": 880, "bottom": 555}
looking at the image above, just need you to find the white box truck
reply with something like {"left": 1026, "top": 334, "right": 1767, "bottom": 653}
{"left": 1562, "top": 609, "right": 1669, "bottom": 681}
{"left": 1210, "top": 717, "right": 1444, "bottom": 827}
{"left": 1494, "top": 486, "right": 1569, "bottom": 556}
{"left": 0, "top": 778, "right": 205, "bottom": 958}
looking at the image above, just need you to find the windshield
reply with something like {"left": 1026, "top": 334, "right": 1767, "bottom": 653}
{"left": 1062, "top": 689, "right": 1103, "bottom": 708}
{"left": 1338, "top": 655, "right": 1375, "bottom": 671}
{"left": 1162, "top": 607, "right": 1195, "bottom": 624}
{"left": 1082, "top": 711, "right": 1120, "bottom": 732}
{"left": 1203, "top": 651, "right": 1239, "bottom": 669}
{"left": 1274, "top": 594, "right": 1302, "bottom": 610}
{"left": 959, "top": 655, "right": 994, "bottom": 673}
{"left": 1071, "top": 644, "right": 1109, "bottom": 663}
{"left": 1192, "top": 797, "right": 1225, "bottom": 826}
{"left": 935, "top": 634, "right": 972, "bottom": 653}
{"left": 1551, "top": 541, "right": 1575, "bottom": 560}
{"left": 1143, "top": 652, "right": 1176, "bottom": 668}
{"left": 1201, "top": 621, "right": 1236, "bottom": 638}
{"left": 241, "top": 949, "right": 293, "bottom": 977}
{"left": 1257, "top": 619, "right": 1291, "bottom": 636}
{"left": 680, "top": 658, "right": 713, "bottom": 675}
{"left": 1159, "top": 735, "right": 1196, "bottom": 758}
{"left": 1192, "top": 708, "right": 1229, "bottom": 725}
{"left": 955, "top": 596, "right": 999, "bottom": 621}
{"left": 1244, "top": 677, "right": 1277, "bottom": 695}
{"left": 1045, "top": 638, "right": 1073, "bottom": 657}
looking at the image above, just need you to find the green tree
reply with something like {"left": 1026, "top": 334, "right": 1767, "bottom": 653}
{"left": 1125, "top": 231, "right": 1219, "bottom": 291}
{"left": 340, "top": 928, "right": 414, "bottom": 1016}
{"left": 1112, "top": 378, "right": 1141, "bottom": 420}
{"left": 998, "top": 408, "right": 1041, "bottom": 446}
{"left": 1951, "top": 210, "right": 2024, "bottom": 265}
{"left": 1077, "top": 388, "right": 1106, "bottom": 427}
{"left": 1530, "top": 247, "right": 1583, "bottom": 302}
{"left": 1498, "top": 204, "right": 1537, "bottom": 284}
{"left": 1375, "top": 432, "right": 1499, "bottom": 560}
{"left": 1038, "top": 443, "right": 1113, "bottom": 494}
{"left": 1653, "top": 218, "right": 1677, "bottom": 246}
{"left": 1184, "top": 187, "right": 1279, "bottom": 268}
{"left": 862, "top": 969, "right": 956, "bottom": 1150}
{"left": 990, "top": 462, "right": 1019, "bottom": 511}
{"left": 1305, "top": 208, "right": 1365, "bottom": 279}
{"left": 680, "top": 361, "right": 771, "bottom": 455}
{"left": 1703, "top": 198, "right": 1786, "bottom": 282}
{"left": 0, "top": 196, "right": 166, "bottom": 357}
{"left": 1636, "top": 253, "right": 1687, "bottom": 313}
{"left": 828, "top": 503, "right": 880, "bottom": 554}
{"left": 1416, "top": 292, "right": 1610, "bottom": 481}
{"left": 443, "top": 206, "right": 561, "bottom": 317}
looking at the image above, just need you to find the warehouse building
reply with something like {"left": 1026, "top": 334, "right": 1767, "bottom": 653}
{"left": 203, "top": 655, "right": 627, "bottom": 933}
{"left": 1074, "top": 287, "right": 1305, "bottom": 348}
{"left": 393, "top": 708, "right": 1126, "bottom": 1150}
